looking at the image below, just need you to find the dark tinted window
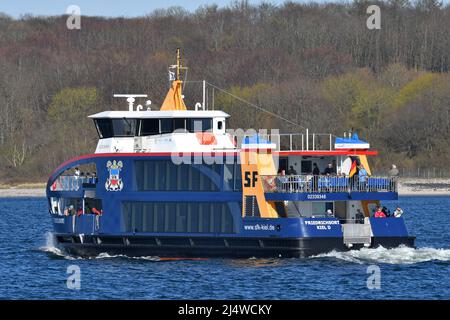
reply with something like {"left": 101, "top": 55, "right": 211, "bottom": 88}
{"left": 112, "top": 119, "right": 136, "bottom": 136}
{"left": 122, "top": 201, "right": 236, "bottom": 233}
{"left": 140, "top": 119, "right": 159, "bottom": 136}
{"left": 94, "top": 119, "right": 137, "bottom": 138}
{"left": 187, "top": 118, "right": 212, "bottom": 132}
{"left": 95, "top": 119, "right": 114, "bottom": 139}
{"left": 173, "top": 118, "right": 186, "bottom": 131}
{"left": 160, "top": 119, "right": 173, "bottom": 134}
{"left": 135, "top": 160, "right": 220, "bottom": 191}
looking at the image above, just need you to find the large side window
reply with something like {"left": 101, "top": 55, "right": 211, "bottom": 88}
{"left": 95, "top": 119, "right": 114, "bottom": 139}
{"left": 187, "top": 118, "right": 212, "bottom": 132}
{"left": 140, "top": 119, "right": 159, "bottom": 136}
{"left": 122, "top": 201, "right": 236, "bottom": 233}
{"left": 173, "top": 118, "right": 186, "bottom": 132}
{"left": 160, "top": 119, "right": 173, "bottom": 134}
{"left": 112, "top": 119, "right": 136, "bottom": 136}
{"left": 94, "top": 119, "right": 136, "bottom": 138}
{"left": 135, "top": 160, "right": 219, "bottom": 191}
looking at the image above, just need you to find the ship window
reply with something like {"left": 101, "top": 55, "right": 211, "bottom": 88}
{"left": 112, "top": 118, "right": 136, "bottom": 136}
{"left": 217, "top": 121, "right": 223, "bottom": 130}
{"left": 122, "top": 201, "right": 236, "bottom": 234}
{"left": 95, "top": 119, "right": 114, "bottom": 139}
{"left": 160, "top": 119, "right": 173, "bottom": 134}
{"left": 140, "top": 119, "right": 159, "bottom": 136}
{"left": 173, "top": 118, "right": 187, "bottom": 132}
{"left": 135, "top": 160, "right": 220, "bottom": 191}
{"left": 187, "top": 118, "right": 212, "bottom": 132}
{"left": 94, "top": 118, "right": 136, "bottom": 138}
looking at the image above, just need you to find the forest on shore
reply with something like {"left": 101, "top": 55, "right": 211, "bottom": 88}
{"left": 0, "top": 0, "right": 449, "bottom": 183}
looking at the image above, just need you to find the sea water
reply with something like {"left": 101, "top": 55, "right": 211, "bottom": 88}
{"left": 0, "top": 196, "right": 449, "bottom": 299}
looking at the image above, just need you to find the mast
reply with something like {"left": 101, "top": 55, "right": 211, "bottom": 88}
{"left": 160, "top": 48, "right": 188, "bottom": 111}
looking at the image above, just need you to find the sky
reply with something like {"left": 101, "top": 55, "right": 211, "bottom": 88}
{"left": 0, "top": 0, "right": 288, "bottom": 18}
{"left": 1, "top": 0, "right": 449, "bottom": 19}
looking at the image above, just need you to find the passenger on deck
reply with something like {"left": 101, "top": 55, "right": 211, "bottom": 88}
{"left": 374, "top": 206, "right": 386, "bottom": 218}
{"left": 74, "top": 167, "right": 80, "bottom": 179}
{"left": 393, "top": 207, "right": 404, "bottom": 218}
{"left": 358, "top": 165, "right": 368, "bottom": 190}
{"left": 312, "top": 163, "right": 320, "bottom": 191}
{"left": 355, "top": 209, "right": 365, "bottom": 223}
{"left": 323, "top": 163, "right": 333, "bottom": 176}
{"left": 288, "top": 165, "right": 297, "bottom": 175}
{"left": 382, "top": 206, "right": 391, "bottom": 217}
{"left": 313, "top": 163, "right": 320, "bottom": 175}
{"left": 276, "top": 170, "right": 289, "bottom": 192}
{"left": 389, "top": 164, "right": 399, "bottom": 177}
{"left": 325, "top": 209, "right": 334, "bottom": 217}
{"left": 68, "top": 205, "right": 76, "bottom": 216}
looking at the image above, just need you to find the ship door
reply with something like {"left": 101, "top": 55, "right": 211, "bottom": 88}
{"left": 278, "top": 157, "right": 288, "bottom": 173}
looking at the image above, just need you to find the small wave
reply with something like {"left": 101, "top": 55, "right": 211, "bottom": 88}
{"left": 39, "top": 232, "right": 77, "bottom": 260}
{"left": 312, "top": 246, "right": 450, "bottom": 265}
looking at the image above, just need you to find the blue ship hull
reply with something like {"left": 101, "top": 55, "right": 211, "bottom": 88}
{"left": 47, "top": 153, "right": 415, "bottom": 258}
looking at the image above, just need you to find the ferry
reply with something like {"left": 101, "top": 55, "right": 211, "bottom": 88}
{"left": 46, "top": 50, "right": 415, "bottom": 258}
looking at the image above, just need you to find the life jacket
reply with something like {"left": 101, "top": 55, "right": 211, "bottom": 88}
{"left": 92, "top": 207, "right": 102, "bottom": 215}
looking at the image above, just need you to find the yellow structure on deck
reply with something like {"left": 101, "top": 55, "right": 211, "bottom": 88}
{"left": 240, "top": 144, "right": 281, "bottom": 218}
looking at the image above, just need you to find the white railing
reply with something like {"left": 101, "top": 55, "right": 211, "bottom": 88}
{"left": 235, "top": 133, "right": 335, "bottom": 151}
{"left": 261, "top": 175, "right": 397, "bottom": 193}
{"left": 50, "top": 175, "right": 98, "bottom": 192}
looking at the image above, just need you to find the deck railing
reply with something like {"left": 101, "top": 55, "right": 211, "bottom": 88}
{"left": 50, "top": 175, "right": 98, "bottom": 191}
{"left": 234, "top": 132, "right": 335, "bottom": 151}
{"left": 261, "top": 175, "right": 397, "bottom": 193}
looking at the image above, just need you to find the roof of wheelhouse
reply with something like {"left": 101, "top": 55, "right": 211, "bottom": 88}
{"left": 88, "top": 110, "right": 230, "bottom": 119}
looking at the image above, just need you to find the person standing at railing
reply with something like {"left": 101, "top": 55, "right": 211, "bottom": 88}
{"left": 312, "top": 163, "right": 320, "bottom": 191}
{"left": 288, "top": 165, "right": 297, "bottom": 175}
{"left": 393, "top": 207, "right": 404, "bottom": 218}
{"left": 358, "top": 165, "right": 368, "bottom": 191}
{"left": 74, "top": 167, "right": 80, "bottom": 179}
{"left": 389, "top": 164, "right": 399, "bottom": 177}
{"left": 276, "top": 170, "right": 289, "bottom": 192}
{"left": 323, "top": 163, "right": 333, "bottom": 176}
{"left": 374, "top": 206, "right": 387, "bottom": 218}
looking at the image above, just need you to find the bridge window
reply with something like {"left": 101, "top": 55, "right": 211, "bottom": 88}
{"left": 122, "top": 201, "right": 235, "bottom": 233}
{"left": 160, "top": 119, "right": 173, "bottom": 134}
{"left": 94, "top": 118, "right": 137, "bottom": 138}
{"left": 140, "top": 119, "right": 159, "bottom": 136}
{"left": 187, "top": 118, "right": 212, "bottom": 132}
{"left": 173, "top": 118, "right": 187, "bottom": 131}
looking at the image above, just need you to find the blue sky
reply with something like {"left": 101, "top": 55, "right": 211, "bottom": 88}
{"left": 1, "top": 0, "right": 449, "bottom": 18}
{"left": 0, "top": 0, "right": 287, "bottom": 18}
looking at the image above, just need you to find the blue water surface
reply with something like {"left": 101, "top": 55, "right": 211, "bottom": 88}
{"left": 0, "top": 196, "right": 449, "bottom": 299}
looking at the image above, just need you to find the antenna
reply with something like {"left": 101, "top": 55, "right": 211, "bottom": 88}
{"left": 113, "top": 94, "right": 148, "bottom": 111}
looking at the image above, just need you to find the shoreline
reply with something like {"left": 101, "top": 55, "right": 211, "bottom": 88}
{"left": 1, "top": 183, "right": 449, "bottom": 198}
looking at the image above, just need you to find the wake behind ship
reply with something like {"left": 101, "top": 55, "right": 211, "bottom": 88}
{"left": 46, "top": 50, "right": 415, "bottom": 258}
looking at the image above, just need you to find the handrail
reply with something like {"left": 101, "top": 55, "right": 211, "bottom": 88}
{"left": 50, "top": 175, "right": 98, "bottom": 192}
{"left": 234, "top": 132, "right": 335, "bottom": 151}
{"left": 261, "top": 175, "right": 397, "bottom": 193}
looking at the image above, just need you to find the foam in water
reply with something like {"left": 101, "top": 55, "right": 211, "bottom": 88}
{"left": 312, "top": 245, "right": 450, "bottom": 265}
{"left": 39, "top": 232, "right": 77, "bottom": 260}
{"left": 41, "top": 232, "right": 450, "bottom": 264}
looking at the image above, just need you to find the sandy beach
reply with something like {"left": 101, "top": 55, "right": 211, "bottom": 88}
{"left": 0, "top": 178, "right": 449, "bottom": 198}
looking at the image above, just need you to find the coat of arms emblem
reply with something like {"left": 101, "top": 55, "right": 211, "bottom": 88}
{"left": 105, "top": 160, "right": 123, "bottom": 191}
